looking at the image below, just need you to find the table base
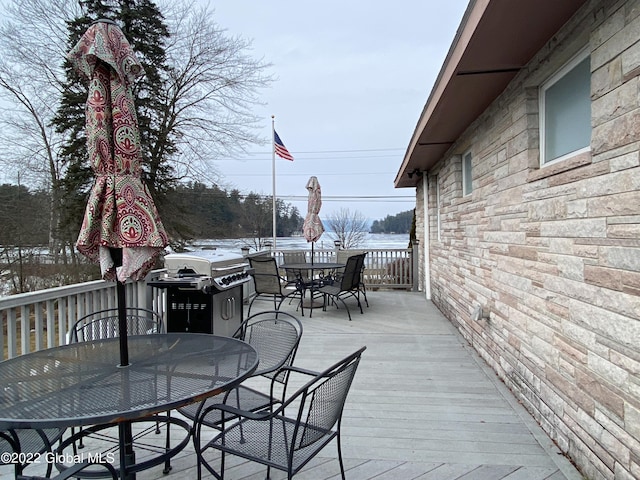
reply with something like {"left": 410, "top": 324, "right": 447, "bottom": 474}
{"left": 54, "top": 415, "right": 191, "bottom": 478}
{"left": 301, "top": 289, "right": 325, "bottom": 314}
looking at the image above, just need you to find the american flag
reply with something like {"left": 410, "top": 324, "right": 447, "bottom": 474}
{"left": 274, "top": 131, "right": 294, "bottom": 161}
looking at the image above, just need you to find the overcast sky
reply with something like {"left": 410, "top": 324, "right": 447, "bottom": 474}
{"left": 201, "top": 0, "right": 468, "bottom": 222}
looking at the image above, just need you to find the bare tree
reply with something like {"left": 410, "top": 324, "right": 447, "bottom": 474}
{"left": 325, "top": 208, "right": 369, "bottom": 249}
{"left": 0, "top": 0, "right": 273, "bottom": 256}
{"left": 150, "top": 0, "right": 273, "bottom": 187}
{"left": 0, "top": 0, "right": 82, "bottom": 260}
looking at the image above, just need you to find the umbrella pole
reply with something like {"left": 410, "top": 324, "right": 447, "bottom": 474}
{"left": 116, "top": 280, "right": 129, "bottom": 367}
{"left": 116, "top": 285, "right": 136, "bottom": 478}
{"left": 112, "top": 248, "right": 130, "bottom": 367}
{"left": 311, "top": 242, "right": 314, "bottom": 265}
{"left": 112, "top": 248, "right": 136, "bottom": 479}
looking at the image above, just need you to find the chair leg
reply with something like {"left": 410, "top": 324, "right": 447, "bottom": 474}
{"left": 277, "top": 295, "right": 304, "bottom": 316}
{"left": 297, "top": 290, "right": 305, "bottom": 317}
{"left": 248, "top": 297, "right": 256, "bottom": 317}
{"left": 163, "top": 411, "right": 172, "bottom": 473}
{"left": 336, "top": 432, "right": 346, "bottom": 480}
{"left": 360, "top": 283, "right": 369, "bottom": 307}
{"left": 77, "top": 426, "right": 85, "bottom": 449}
{"left": 355, "top": 291, "right": 364, "bottom": 314}
{"left": 335, "top": 296, "right": 352, "bottom": 321}
{"left": 308, "top": 288, "right": 315, "bottom": 318}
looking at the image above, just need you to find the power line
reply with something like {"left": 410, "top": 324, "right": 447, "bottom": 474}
{"left": 216, "top": 153, "right": 403, "bottom": 162}
{"left": 174, "top": 190, "right": 413, "bottom": 201}
{"left": 221, "top": 172, "right": 398, "bottom": 177}
{"left": 243, "top": 147, "right": 405, "bottom": 155}
{"left": 280, "top": 197, "right": 413, "bottom": 203}
{"left": 218, "top": 147, "right": 406, "bottom": 162}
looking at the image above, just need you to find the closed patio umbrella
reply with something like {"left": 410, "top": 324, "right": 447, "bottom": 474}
{"left": 302, "top": 176, "right": 324, "bottom": 264}
{"left": 68, "top": 19, "right": 169, "bottom": 479}
{"left": 69, "top": 19, "right": 168, "bottom": 366}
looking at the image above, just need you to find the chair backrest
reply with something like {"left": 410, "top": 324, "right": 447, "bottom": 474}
{"left": 339, "top": 254, "right": 363, "bottom": 291}
{"left": 290, "top": 347, "right": 365, "bottom": 450}
{"left": 283, "top": 251, "right": 307, "bottom": 264}
{"left": 355, "top": 251, "right": 367, "bottom": 280}
{"left": 248, "top": 256, "right": 283, "bottom": 294}
{"left": 282, "top": 251, "right": 311, "bottom": 282}
{"left": 234, "top": 311, "right": 303, "bottom": 383}
{"left": 336, "top": 249, "right": 364, "bottom": 265}
{"left": 70, "top": 307, "right": 162, "bottom": 343}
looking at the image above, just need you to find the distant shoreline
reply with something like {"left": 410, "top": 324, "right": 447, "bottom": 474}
{"left": 189, "top": 233, "right": 410, "bottom": 254}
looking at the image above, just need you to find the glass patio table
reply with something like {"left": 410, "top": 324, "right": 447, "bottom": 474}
{"left": 280, "top": 262, "right": 345, "bottom": 314}
{"left": 0, "top": 333, "right": 258, "bottom": 478}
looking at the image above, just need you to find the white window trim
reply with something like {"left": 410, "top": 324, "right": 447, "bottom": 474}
{"left": 462, "top": 150, "right": 472, "bottom": 196}
{"left": 539, "top": 48, "right": 591, "bottom": 167}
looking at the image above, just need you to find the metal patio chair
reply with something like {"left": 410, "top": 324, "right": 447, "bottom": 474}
{"left": 179, "top": 310, "right": 303, "bottom": 477}
{"left": 282, "top": 251, "right": 310, "bottom": 286}
{"left": 319, "top": 253, "right": 366, "bottom": 321}
{"left": 248, "top": 256, "right": 305, "bottom": 316}
{"left": 282, "top": 251, "right": 325, "bottom": 309}
{"left": 1, "top": 428, "right": 64, "bottom": 478}
{"left": 69, "top": 307, "right": 163, "bottom": 343}
{"left": 194, "top": 346, "right": 366, "bottom": 480}
{"left": 67, "top": 307, "right": 174, "bottom": 472}
{"left": 336, "top": 250, "right": 369, "bottom": 307}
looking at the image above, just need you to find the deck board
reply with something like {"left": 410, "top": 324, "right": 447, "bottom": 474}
{"left": 1, "top": 291, "right": 585, "bottom": 480}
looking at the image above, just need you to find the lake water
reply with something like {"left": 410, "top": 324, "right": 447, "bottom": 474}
{"left": 188, "top": 233, "right": 410, "bottom": 255}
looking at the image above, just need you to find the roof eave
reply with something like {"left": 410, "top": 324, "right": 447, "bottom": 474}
{"left": 395, "top": 0, "right": 588, "bottom": 189}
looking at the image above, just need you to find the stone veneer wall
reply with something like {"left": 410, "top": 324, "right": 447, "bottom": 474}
{"left": 416, "top": 1, "right": 640, "bottom": 478}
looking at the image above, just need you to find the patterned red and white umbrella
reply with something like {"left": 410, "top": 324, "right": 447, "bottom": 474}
{"left": 69, "top": 20, "right": 168, "bottom": 284}
{"left": 68, "top": 20, "right": 168, "bottom": 369}
{"left": 302, "top": 176, "right": 324, "bottom": 263}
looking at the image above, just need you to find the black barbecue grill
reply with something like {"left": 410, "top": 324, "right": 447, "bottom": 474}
{"left": 149, "top": 251, "right": 253, "bottom": 337}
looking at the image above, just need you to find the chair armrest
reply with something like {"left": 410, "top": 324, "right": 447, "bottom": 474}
{"left": 200, "top": 402, "right": 272, "bottom": 423}
{"left": 266, "top": 365, "right": 319, "bottom": 393}
{"left": 266, "top": 364, "right": 327, "bottom": 407}
{"left": 277, "top": 365, "right": 319, "bottom": 377}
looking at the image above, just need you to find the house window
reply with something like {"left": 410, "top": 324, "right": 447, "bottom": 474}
{"left": 462, "top": 151, "right": 472, "bottom": 196}
{"left": 540, "top": 50, "right": 591, "bottom": 165}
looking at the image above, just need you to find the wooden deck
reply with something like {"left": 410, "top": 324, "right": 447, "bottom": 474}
{"left": 1, "top": 290, "right": 585, "bottom": 480}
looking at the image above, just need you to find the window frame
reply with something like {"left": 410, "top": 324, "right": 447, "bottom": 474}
{"left": 539, "top": 48, "right": 591, "bottom": 166}
{"left": 435, "top": 174, "right": 441, "bottom": 241}
{"left": 462, "top": 150, "right": 473, "bottom": 196}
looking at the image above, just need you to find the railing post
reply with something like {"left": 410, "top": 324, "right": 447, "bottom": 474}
{"left": 412, "top": 240, "right": 420, "bottom": 292}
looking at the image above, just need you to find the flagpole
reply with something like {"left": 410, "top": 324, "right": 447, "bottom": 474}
{"left": 271, "top": 115, "right": 277, "bottom": 249}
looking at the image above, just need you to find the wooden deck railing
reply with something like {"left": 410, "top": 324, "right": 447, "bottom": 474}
{"left": 272, "top": 247, "right": 415, "bottom": 290}
{"left": 0, "top": 247, "right": 415, "bottom": 361}
{"left": 0, "top": 271, "right": 164, "bottom": 360}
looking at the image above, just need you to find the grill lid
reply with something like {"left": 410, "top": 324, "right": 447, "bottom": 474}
{"left": 164, "top": 251, "right": 246, "bottom": 276}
